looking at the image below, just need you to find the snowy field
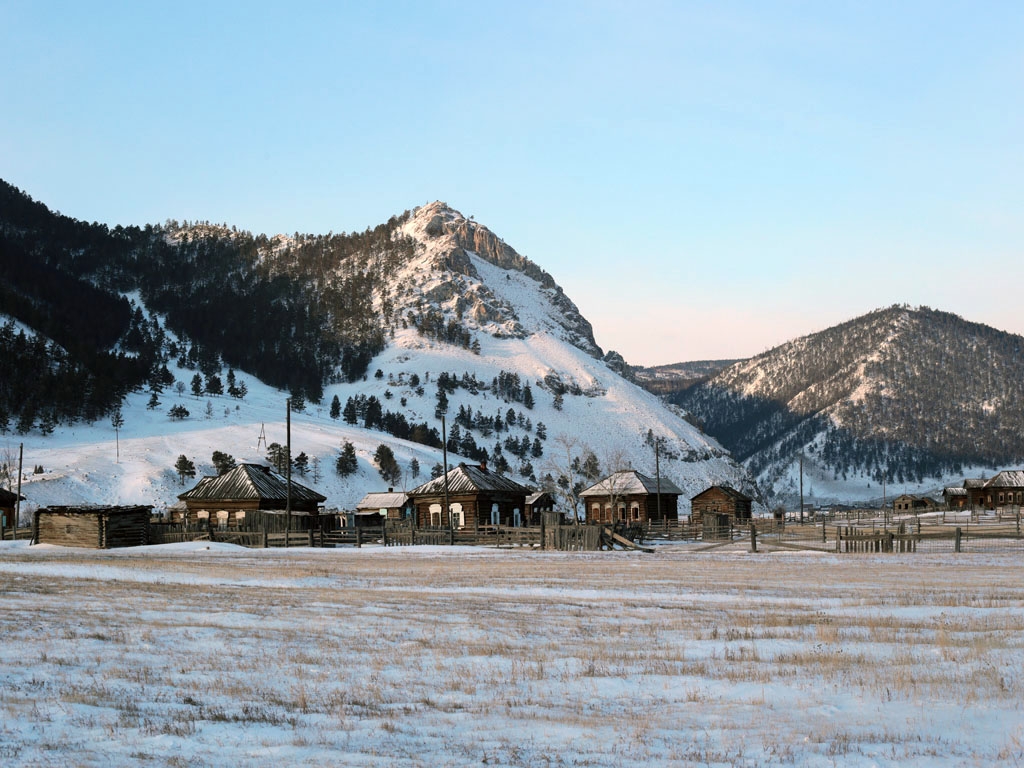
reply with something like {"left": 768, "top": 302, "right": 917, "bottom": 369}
{"left": 1, "top": 543, "right": 1023, "bottom": 767}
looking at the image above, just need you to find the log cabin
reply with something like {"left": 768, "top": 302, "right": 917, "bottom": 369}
{"left": 689, "top": 485, "right": 753, "bottom": 527}
{"left": 176, "top": 463, "right": 326, "bottom": 529}
{"left": 35, "top": 505, "right": 152, "bottom": 548}
{"left": 1, "top": 487, "right": 24, "bottom": 531}
{"left": 407, "top": 462, "right": 532, "bottom": 528}
{"left": 579, "top": 470, "right": 682, "bottom": 524}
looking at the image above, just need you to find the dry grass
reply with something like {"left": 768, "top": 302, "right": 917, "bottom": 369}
{"left": 2, "top": 546, "right": 1024, "bottom": 766}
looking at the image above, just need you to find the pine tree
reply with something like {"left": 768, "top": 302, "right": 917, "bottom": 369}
{"left": 174, "top": 454, "right": 196, "bottom": 485}
{"left": 168, "top": 404, "right": 189, "bottom": 420}
{"left": 267, "top": 442, "right": 290, "bottom": 474}
{"left": 523, "top": 385, "right": 534, "bottom": 409}
{"left": 343, "top": 397, "right": 358, "bottom": 425}
{"left": 330, "top": 394, "right": 341, "bottom": 420}
{"left": 410, "top": 457, "right": 420, "bottom": 480}
{"left": 336, "top": 441, "right": 357, "bottom": 476}
{"left": 191, "top": 373, "right": 203, "bottom": 397}
{"left": 293, "top": 451, "right": 309, "bottom": 476}
{"left": 212, "top": 450, "right": 236, "bottom": 475}
{"left": 374, "top": 444, "right": 401, "bottom": 485}
{"left": 147, "top": 392, "right": 160, "bottom": 410}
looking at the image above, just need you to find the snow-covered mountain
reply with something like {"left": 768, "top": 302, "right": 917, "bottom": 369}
{"left": 1, "top": 189, "right": 755, "bottom": 519}
{"left": 677, "top": 305, "right": 1024, "bottom": 507}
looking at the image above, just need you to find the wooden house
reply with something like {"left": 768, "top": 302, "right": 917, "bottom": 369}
{"left": 35, "top": 505, "right": 151, "bottom": 548}
{"left": 525, "top": 491, "right": 557, "bottom": 525}
{"left": 942, "top": 486, "right": 968, "bottom": 510}
{"left": 892, "top": 494, "right": 937, "bottom": 513}
{"left": 176, "top": 463, "right": 326, "bottom": 529}
{"left": 579, "top": 470, "right": 682, "bottom": 524}
{"left": 689, "top": 485, "right": 753, "bottom": 527}
{"left": 1, "top": 487, "right": 24, "bottom": 531}
{"left": 980, "top": 470, "right": 1024, "bottom": 509}
{"left": 963, "top": 478, "right": 987, "bottom": 509}
{"left": 355, "top": 489, "right": 412, "bottom": 525}
{"left": 407, "top": 462, "right": 533, "bottom": 528}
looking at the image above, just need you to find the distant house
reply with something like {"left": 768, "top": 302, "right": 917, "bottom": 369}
{"left": 689, "top": 485, "right": 753, "bottom": 528}
{"left": 942, "top": 486, "right": 969, "bottom": 510}
{"left": 355, "top": 489, "right": 412, "bottom": 524}
{"left": 407, "top": 462, "right": 533, "bottom": 528}
{"left": 580, "top": 470, "right": 682, "bottom": 524}
{"left": 525, "top": 491, "right": 557, "bottom": 525}
{"left": 979, "top": 470, "right": 1024, "bottom": 509}
{"left": 176, "top": 463, "right": 326, "bottom": 529}
{"left": 35, "top": 505, "right": 151, "bottom": 549}
{"left": 963, "top": 478, "right": 987, "bottom": 509}
{"left": 892, "top": 494, "right": 937, "bottom": 514}
{"left": 1, "top": 487, "right": 24, "bottom": 531}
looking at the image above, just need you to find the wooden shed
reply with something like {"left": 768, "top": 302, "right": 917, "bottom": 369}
{"left": 408, "top": 462, "right": 532, "bottom": 528}
{"left": 34, "top": 505, "right": 152, "bottom": 548}
{"left": 176, "top": 463, "right": 326, "bottom": 529}
{"left": 525, "top": 491, "right": 557, "bottom": 525}
{"left": 579, "top": 470, "right": 681, "bottom": 524}
{"left": 690, "top": 485, "right": 753, "bottom": 527}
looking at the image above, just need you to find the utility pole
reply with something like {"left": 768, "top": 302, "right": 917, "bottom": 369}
{"left": 654, "top": 437, "right": 662, "bottom": 522}
{"left": 799, "top": 453, "right": 804, "bottom": 525}
{"left": 285, "top": 398, "right": 292, "bottom": 547}
{"left": 15, "top": 443, "right": 23, "bottom": 541}
{"left": 441, "top": 412, "right": 450, "bottom": 531}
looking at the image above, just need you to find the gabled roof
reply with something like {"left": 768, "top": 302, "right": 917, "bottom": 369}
{"left": 580, "top": 470, "right": 683, "bottom": 498}
{"left": 357, "top": 491, "right": 410, "bottom": 510}
{"left": 178, "top": 464, "right": 326, "bottom": 504}
{"left": 526, "top": 491, "right": 555, "bottom": 505}
{"left": 690, "top": 484, "right": 753, "bottom": 503}
{"left": 0, "top": 487, "right": 25, "bottom": 505}
{"left": 963, "top": 478, "right": 986, "bottom": 488}
{"left": 409, "top": 463, "right": 533, "bottom": 497}
{"left": 943, "top": 487, "right": 968, "bottom": 497}
{"left": 984, "top": 470, "right": 1024, "bottom": 488}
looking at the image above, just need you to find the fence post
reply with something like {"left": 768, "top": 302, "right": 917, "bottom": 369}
{"left": 822, "top": 523, "right": 827, "bottom": 543}
{"left": 749, "top": 523, "right": 757, "bottom": 553}
{"left": 356, "top": 526, "right": 363, "bottom": 548}
{"left": 307, "top": 529, "right": 314, "bottom": 547}
{"left": 955, "top": 527, "right": 962, "bottom": 553}
{"left": 382, "top": 525, "right": 388, "bottom": 547}
{"left": 319, "top": 526, "right": 325, "bottom": 548}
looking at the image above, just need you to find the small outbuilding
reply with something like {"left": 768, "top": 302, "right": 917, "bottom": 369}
{"left": 689, "top": 485, "right": 753, "bottom": 528}
{"left": 525, "top": 491, "right": 557, "bottom": 525}
{"left": 943, "top": 486, "right": 968, "bottom": 510}
{"left": 892, "top": 494, "right": 937, "bottom": 514}
{"left": 34, "top": 505, "right": 152, "bottom": 548}
{"left": 580, "top": 470, "right": 682, "bottom": 524}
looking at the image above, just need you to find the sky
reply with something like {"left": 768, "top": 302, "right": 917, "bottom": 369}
{"left": 2, "top": 1, "right": 1023, "bottom": 366}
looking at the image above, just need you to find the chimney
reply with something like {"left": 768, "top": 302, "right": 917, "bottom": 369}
{"left": 388, "top": 487, "right": 393, "bottom": 493}
{"left": 480, "top": 459, "right": 488, "bottom": 472}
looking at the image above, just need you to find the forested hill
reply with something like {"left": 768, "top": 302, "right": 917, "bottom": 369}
{"left": 0, "top": 180, "right": 599, "bottom": 435}
{"left": 677, "top": 306, "right": 1024, "bottom": 502}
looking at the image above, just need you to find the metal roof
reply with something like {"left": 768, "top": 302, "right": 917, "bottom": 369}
{"left": 580, "top": 470, "right": 683, "bottom": 497}
{"left": 356, "top": 491, "right": 410, "bottom": 510}
{"left": 409, "top": 463, "right": 533, "bottom": 497}
{"left": 943, "top": 487, "right": 968, "bottom": 496}
{"left": 178, "top": 464, "right": 326, "bottom": 504}
{"left": 0, "top": 488, "right": 25, "bottom": 504}
{"left": 984, "top": 470, "right": 1024, "bottom": 488}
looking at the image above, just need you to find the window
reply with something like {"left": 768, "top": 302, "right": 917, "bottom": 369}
{"left": 604, "top": 504, "right": 612, "bottom": 522}
{"left": 491, "top": 503, "right": 500, "bottom": 526}
{"left": 617, "top": 504, "right": 626, "bottom": 521}
{"left": 591, "top": 504, "right": 600, "bottom": 522}
{"left": 429, "top": 503, "right": 442, "bottom": 527}
{"left": 631, "top": 503, "right": 640, "bottom": 520}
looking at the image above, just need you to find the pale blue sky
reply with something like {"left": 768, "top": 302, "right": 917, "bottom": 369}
{"left": 3, "top": 1, "right": 1022, "bottom": 364}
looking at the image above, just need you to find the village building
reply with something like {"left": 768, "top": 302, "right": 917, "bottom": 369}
{"left": 525, "top": 491, "right": 557, "bottom": 525}
{"left": 34, "top": 505, "right": 151, "bottom": 548}
{"left": 1, "top": 487, "right": 24, "bottom": 531}
{"left": 892, "top": 494, "right": 938, "bottom": 514}
{"left": 689, "top": 485, "right": 753, "bottom": 528}
{"left": 579, "top": 470, "right": 682, "bottom": 524}
{"left": 963, "top": 478, "right": 987, "bottom": 509}
{"left": 176, "top": 463, "right": 326, "bottom": 530}
{"left": 355, "top": 489, "right": 412, "bottom": 526}
{"left": 407, "top": 462, "right": 533, "bottom": 528}
{"left": 942, "top": 486, "right": 969, "bottom": 510}
{"left": 980, "top": 470, "right": 1024, "bottom": 509}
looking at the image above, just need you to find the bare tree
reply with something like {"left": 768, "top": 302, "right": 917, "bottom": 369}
{"left": 543, "top": 434, "right": 589, "bottom": 523}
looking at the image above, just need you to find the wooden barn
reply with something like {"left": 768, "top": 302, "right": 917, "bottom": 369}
{"left": 942, "top": 486, "right": 968, "bottom": 510}
{"left": 1, "top": 487, "right": 24, "bottom": 532}
{"left": 579, "top": 470, "right": 682, "bottom": 524}
{"left": 355, "top": 489, "right": 412, "bottom": 525}
{"left": 408, "top": 462, "right": 532, "bottom": 528}
{"left": 690, "top": 485, "right": 753, "bottom": 528}
{"left": 176, "top": 463, "right": 326, "bottom": 529}
{"left": 34, "top": 505, "right": 152, "bottom": 548}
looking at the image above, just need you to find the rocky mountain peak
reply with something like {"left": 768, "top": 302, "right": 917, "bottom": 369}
{"left": 397, "top": 202, "right": 602, "bottom": 358}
